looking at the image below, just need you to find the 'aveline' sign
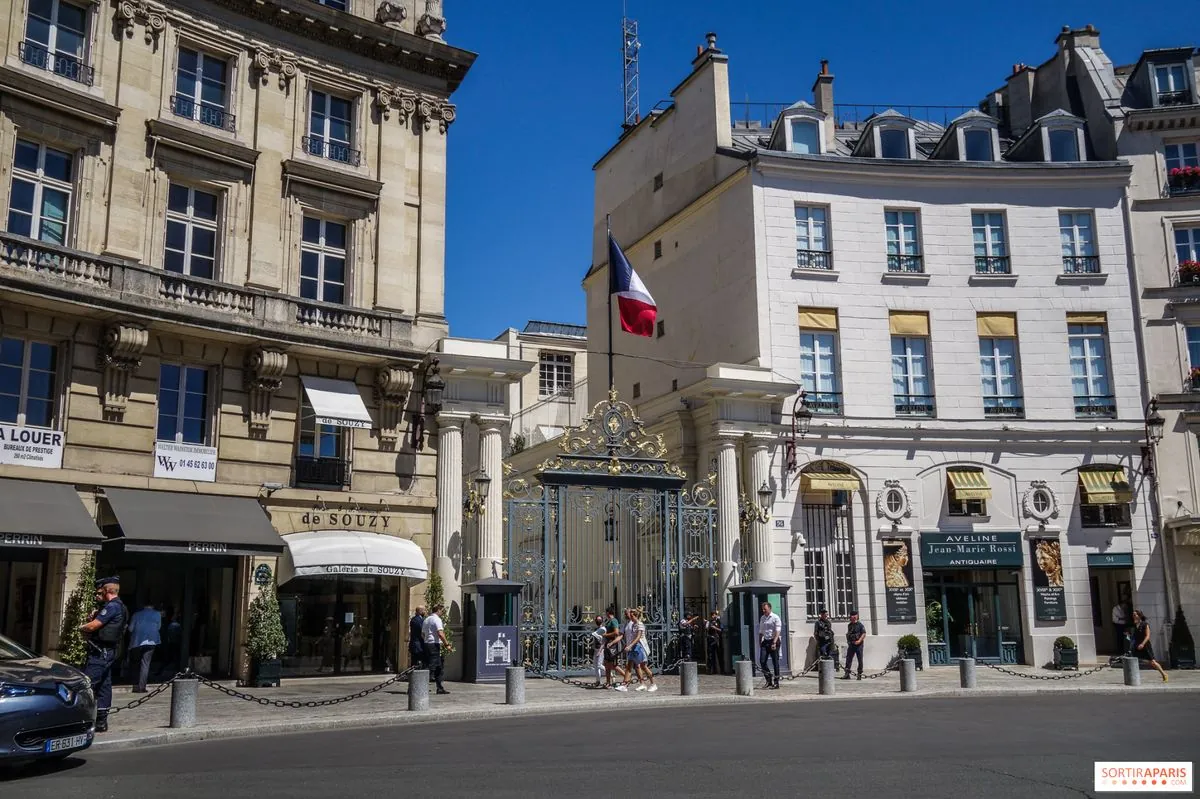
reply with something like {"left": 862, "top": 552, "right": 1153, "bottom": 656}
{"left": 920, "top": 532, "right": 1023, "bottom": 569}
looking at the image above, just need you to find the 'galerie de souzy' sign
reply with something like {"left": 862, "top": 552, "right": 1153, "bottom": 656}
{"left": 920, "top": 532, "right": 1023, "bottom": 568}
{"left": 0, "top": 424, "right": 64, "bottom": 469}
{"left": 299, "top": 511, "right": 394, "bottom": 530}
{"left": 154, "top": 441, "right": 217, "bottom": 482}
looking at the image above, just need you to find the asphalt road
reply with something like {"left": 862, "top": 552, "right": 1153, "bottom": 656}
{"left": 3, "top": 694, "right": 1191, "bottom": 798}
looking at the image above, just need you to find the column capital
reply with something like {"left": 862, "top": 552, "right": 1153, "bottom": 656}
{"left": 435, "top": 413, "right": 467, "bottom": 431}
{"left": 714, "top": 436, "right": 738, "bottom": 451}
{"left": 470, "top": 413, "right": 508, "bottom": 433}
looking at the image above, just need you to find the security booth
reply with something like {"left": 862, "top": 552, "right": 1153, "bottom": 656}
{"left": 462, "top": 577, "right": 522, "bottom": 683}
{"left": 728, "top": 579, "right": 792, "bottom": 676}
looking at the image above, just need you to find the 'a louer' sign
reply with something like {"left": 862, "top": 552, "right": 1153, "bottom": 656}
{"left": 0, "top": 424, "right": 64, "bottom": 469}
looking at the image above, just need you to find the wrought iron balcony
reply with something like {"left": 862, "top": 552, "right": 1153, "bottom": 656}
{"left": 886, "top": 253, "right": 924, "bottom": 273}
{"left": 293, "top": 456, "right": 349, "bottom": 488}
{"left": 803, "top": 391, "right": 842, "bottom": 415}
{"left": 171, "top": 95, "right": 236, "bottom": 132}
{"left": 18, "top": 40, "right": 93, "bottom": 86}
{"left": 1062, "top": 255, "right": 1101, "bottom": 274}
{"left": 302, "top": 135, "right": 362, "bottom": 166}
{"left": 796, "top": 249, "right": 833, "bottom": 270}
{"left": 1168, "top": 178, "right": 1200, "bottom": 198}
{"left": 1176, "top": 266, "right": 1200, "bottom": 287}
{"left": 974, "top": 255, "right": 1011, "bottom": 274}
{"left": 1073, "top": 395, "right": 1116, "bottom": 418}
{"left": 894, "top": 394, "right": 936, "bottom": 417}
{"left": 983, "top": 396, "right": 1024, "bottom": 417}
{"left": 1157, "top": 90, "right": 1194, "bottom": 107}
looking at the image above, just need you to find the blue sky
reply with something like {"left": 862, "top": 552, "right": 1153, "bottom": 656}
{"left": 442, "top": 1, "right": 1191, "bottom": 340}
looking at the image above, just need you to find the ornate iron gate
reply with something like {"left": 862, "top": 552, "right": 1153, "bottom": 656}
{"left": 504, "top": 392, "right": 716, "bottom": 675}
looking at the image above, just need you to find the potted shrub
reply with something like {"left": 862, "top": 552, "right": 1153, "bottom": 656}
{"left": 1181, "top": 260, "right": 1200, "bottom": 287}
{"left": 1169, "top": 608, "right": 1195, "bottom": 670}
{"left": 1170, "top": 165, "right": 1200, "bottom": 192}
{"left": 246, "top": 577, "right": 288, "bottom": 687}
{"left": 897, "top": 634, "right": 923, "bottom": 670}
{"left": 57, "top": 553, "right": 96, "bottom": 668}
{"left": 1053, "top": 635, "right": 1078, "bottom": 670}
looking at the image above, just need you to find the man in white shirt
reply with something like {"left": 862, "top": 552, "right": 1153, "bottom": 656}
{"left": 421, "top": 604, "right": 450, "bottom": 695}
{"left": 758, "top": 601, "right": 783, "bottom": 689}
{"left": 1111, "top": 601, "right": 1130, "bottom": 654}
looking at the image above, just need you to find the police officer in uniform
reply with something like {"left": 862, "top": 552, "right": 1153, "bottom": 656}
{"left": 79, "top": 577, "right": 127, "bottom": 733}
{"left": 843, "top": 609, "right": 866, "bottom": 681}
{"left": 814, "top": 607, "right": 840, "bottom": 671}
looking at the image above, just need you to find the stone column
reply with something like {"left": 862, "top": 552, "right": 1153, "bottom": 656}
{"left": 715, "top": 438, "right": 740, "bottom": 601}
{"left": 477, "top": 421, "right": 505, "bottom": 578}
{"left": 434, "top": 416, "right": 463, "bottom": 615}
{"left": 748, "top": 441, "right": 774, "bottom": 581}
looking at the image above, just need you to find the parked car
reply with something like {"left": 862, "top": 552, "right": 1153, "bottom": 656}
{"left": 0, "top": 633, "right": 95, "bottom": 763}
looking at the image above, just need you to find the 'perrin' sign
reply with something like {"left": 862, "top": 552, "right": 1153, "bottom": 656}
{"left": 920, "top": 532, "right": 1023, "bottom": 569}
{"left": 1, "top": 533, "right": 45, "bottom": 546}
{"left": 0, "top": 424, "right": 64, "bottom": 469}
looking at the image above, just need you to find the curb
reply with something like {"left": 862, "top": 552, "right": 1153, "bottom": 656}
{"left": 91, "top": 682, "right": 1198, "bottom": 753}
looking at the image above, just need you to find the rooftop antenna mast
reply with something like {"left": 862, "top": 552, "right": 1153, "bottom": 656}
{"left": 621, "top": 1, "right": 640, "bottom": 130}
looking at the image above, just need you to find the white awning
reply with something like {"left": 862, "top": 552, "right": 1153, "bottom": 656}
{"left": 277, "top": 531, "right": 429, "bottom": 584}
{"left": 301, "top": 376, "right": 373, "bottom": 429}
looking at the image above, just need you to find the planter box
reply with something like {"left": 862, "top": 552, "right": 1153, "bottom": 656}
{"left": 899, "top": 646, "right": 924, "bottom": 670}
{"left": 1053, "top": 647, "right": 1079, "bottom": 671}
{"left": 251, "top": 657, "right": 282, "bottom": 687}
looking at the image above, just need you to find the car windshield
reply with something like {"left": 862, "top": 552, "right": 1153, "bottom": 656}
{"left": 0, "top": 633, "right": 36, "bottom": 660}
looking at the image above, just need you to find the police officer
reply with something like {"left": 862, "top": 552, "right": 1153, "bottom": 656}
{"left": 814, "top": 607, "right": 839, "bottom": 671}
{"left": 678, "top": 613, "right": 697, "bottom": 662}
{"left": 843, "top": 609, "right": 866, "bottom": 681}
{"left": 78, "top": 576, "right": 128, "bottom": 733}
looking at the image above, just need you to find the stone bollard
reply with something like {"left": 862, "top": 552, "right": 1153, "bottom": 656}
{"left": 169, "top": 676, "right": 199, "bottom": 729}
{"left": 818, "top": 658, "right": 836, "bottom": 696}
{"left": 735, "top": 660, "right": 753, "bottom": 696}
{"left": 959, "top": 657, "right": 977, "bottom": 689}
{"left": 408, "top": 668, "right": 430, "bottom": 711}
{"left": 505, "top": 666, "right": 526, "bottom": 705}
{"left": 900, "top": 658, "right": 917, "bottom": 693}
{"left": 680, "top": 661, "right": 699, "bottom": 696}
{"left": 1123, "top": 656, "right": 1141, "bottom": 687}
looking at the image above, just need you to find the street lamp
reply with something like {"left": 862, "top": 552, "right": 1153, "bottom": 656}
{"left": 1145, "top": 399, "right": 1166, "bottom": 445}
{"left": 756, "top": 481, "right": 772, "bottom": 512}
{"left": 423, "top": 359, "right": 445, "bottom": 414}
{"left": 476, "top": 470, "right": 491, "bottom": 501}
{"left": 463, "top": 470, "right": 491, "bottom": 520}
{"left": 785, "top": 391, "right": 813, "bottom": 473}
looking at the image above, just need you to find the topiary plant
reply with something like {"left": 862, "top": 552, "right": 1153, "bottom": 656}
{"left": 246, "top": 578, "right": 288, "bottom": 662}
{"left": 897, "top": 634, "right": 921, "bottom": 651}
{"left": 58, "top": 552, "right": 96, "bottom": 667}
{"left": 1054, "top": 636, "right": 1076, "bottom": 650}
{"left": 424, "top": 572, "right": 444, "bottom": 612}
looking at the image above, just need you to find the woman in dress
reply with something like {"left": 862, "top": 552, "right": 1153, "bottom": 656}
{"left": 1131, "top": 610, "right": 1167, "bottom": 682}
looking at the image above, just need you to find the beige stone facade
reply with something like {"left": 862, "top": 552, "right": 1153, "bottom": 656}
{"left": 0, "top": 0, "right": 474, "bottom": 679}
{"left": 495, "top": 321, "right": 589, "bottom": 449}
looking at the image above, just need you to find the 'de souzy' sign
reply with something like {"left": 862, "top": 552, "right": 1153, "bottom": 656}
{"left": 882, "top": 540, "right": 917, "bottom": 623}
{"left": 1030, "top": 538, "right": 1067, "bottom": 621}
{"left": 920, "top": 532, "right": 1023, "bottom": 568}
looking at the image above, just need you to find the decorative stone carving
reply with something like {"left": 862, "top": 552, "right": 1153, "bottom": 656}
{"left": 244, "top": 348, "right": 288, "bottom": 435}
{"left": 251, "top": 47, "right": 299, "bottom": 90}
{"left": 374, "top": 87, "right": 456, "bottom": 133}
{"left": 1022, "top": 481, "right": 1059, "bottom": 523}
{"left": 375, "top": 365, "right": 414, "bottom": 446}
{"left": 375, "top": 1, "right": 407, "bottom": 28}
{"left": 116, "top": 0, "right": 167, "bottom": 45}
{"left": 417, "top": 0, "right": 446, "bottom": 41}
{"left": 96, "top": 322, "right": 148, "bottom": 419}
{"left": 875, "top": 479, "right": 912, "bottom": 522}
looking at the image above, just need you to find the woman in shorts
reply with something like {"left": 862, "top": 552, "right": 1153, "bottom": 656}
{"left": 1131, "top": 610, "right": 1167, "bottom": 682}
{"left": 622, "top": 609, "right": 657, "bottom": 692}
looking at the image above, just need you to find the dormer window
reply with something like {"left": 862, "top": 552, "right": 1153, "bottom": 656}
{"left": 1048, "top": 128, "right": 1080, "bottom": 162}
{"left": 1155, "top": 64, "right": 1192, "bottom": 107}
{"left": 790, "top": 120, "right": 820, "bottom": 155}
{"left": 963, "top": 129, "right": 993, "bottom": 161}
{"left": 879, "top": 128, "right": 909, "bottom": 159}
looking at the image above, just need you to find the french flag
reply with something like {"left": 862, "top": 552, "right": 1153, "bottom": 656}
{"left": 608, "top": 232, "right": 657, "bottom": 338}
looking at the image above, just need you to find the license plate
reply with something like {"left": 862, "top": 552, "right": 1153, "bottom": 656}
{"left": 45, "top": 733, "right": 91, "bottom": 753}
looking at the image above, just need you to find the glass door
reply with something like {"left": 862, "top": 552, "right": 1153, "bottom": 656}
{"left": 970, "top": 586, "right": 1000, "bottom": 660}
{"left": 944, "top": 586, "right": 972, "bottom": 660}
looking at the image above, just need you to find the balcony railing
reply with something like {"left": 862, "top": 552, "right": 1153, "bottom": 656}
{"left": 983, "top": 396, "right": 1024, "bottom": 417}
{"left": 886, "top": 253, "right": 924, "bottom": 273}
{"left": 294, "top": 456, "right": 349, "bottom": 488}
{"left": 1073, "top": 395, "right": 1117, "bottom": 418}
{"left": 1157, "top": 90, "right": 1194, "bottom": 107}
{"left": 1176, "top": 267, "right": 1200, "bottom": 287}
{"left": 1062, "top": 255, "right": 1101, "bottom": 274}
{"left": 804, "top": 391, "right": 842, "bottom": 415}
{"left": 1168, "top": 177, "right": 1200, "bottom": 198}
{"left": 796, "top": 249, "right": 833, "bottom": 270}
{"left": 303, "top": 135, "right": 362, "bottom": 166}
{"left": 974, "top": 255, "right": 1011, "bottom": 275}
{"left": 19, "top": 40, "right": 93, "bottom": 86}
{"left": 171, "top": 95, "right": 236, "bottom": 132}
{"left": 894, "top": 394, "right": 936, "bottom": 417}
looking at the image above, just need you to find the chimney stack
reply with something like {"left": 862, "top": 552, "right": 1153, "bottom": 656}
{"left": 812, "top": 60, "right": 835, "bottom": 147}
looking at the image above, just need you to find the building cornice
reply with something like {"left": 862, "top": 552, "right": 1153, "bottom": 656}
{"left": 0, "top": 65, "right": 122, "bottom": 129}
{"left": 1123, "top": 104, "right": 1200, "bottom": 132}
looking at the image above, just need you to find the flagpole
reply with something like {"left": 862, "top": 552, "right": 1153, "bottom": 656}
{"left": 606, "top": 214, "right": 615, "bottom": 397}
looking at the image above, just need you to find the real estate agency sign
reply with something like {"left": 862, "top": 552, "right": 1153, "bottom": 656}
{"left": 0, "top": 424, "right": 64, "bottom": 469}
{"left": 153, "top": 441, "right": 217, "bottom": 482}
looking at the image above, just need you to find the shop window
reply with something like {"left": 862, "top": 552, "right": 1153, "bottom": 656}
{"left": 296, "top": 399, "right": 348, "bottom": 488}
{"left": 0, "top": 337, "right": 59, "bottom": 428}
{"left": 156, "top": 363, "right": 210, "bottom": 444}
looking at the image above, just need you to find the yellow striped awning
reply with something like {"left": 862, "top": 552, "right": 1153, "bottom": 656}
{"left": 803, "top": 471, "right": 861, "bottom": 492}
{"left": 947, "top": 469, "right": 992, "bottom": 500}
{"left": 1079, "top": 468, "right": 1132, "bottom": 505}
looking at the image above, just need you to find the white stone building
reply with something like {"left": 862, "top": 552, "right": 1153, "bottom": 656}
{"left": 494, "top": 321, "right": 588, "bottom": 449}
{"left": 581, "top": 34, "right": 1166, "bottom": 670}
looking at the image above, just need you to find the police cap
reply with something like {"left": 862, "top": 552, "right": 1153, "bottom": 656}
{"left": 94, "top": 576, "right": 120, "bottom": 590}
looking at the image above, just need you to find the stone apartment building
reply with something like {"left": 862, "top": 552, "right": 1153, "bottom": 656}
{"left": 0, "top": 0, "right": 478, "bottom": 680}
{"left": 575, "top": 33, "right": 1166, "bottom": 671}
{"left": 495, "top": 320, "right": 588, "bottom": 450}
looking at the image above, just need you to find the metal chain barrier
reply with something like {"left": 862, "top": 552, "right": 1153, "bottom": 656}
{"left": 190, "top": 667, "right": 416, "bottom": 707}
{"left": 106, "top": 673, "right": 182, "bottom": 715}
{"left": 979, "top": 661, "right": 1113, "bottom": 681}
{"left": 523, "top": 652, "right": 687, "bottom": 690}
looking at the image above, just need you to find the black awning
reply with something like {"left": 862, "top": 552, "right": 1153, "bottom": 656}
{"left": 0, "top": 478, "right": 103, "bottom": 550}
{"left": 103, "top": 488, "right": 283, "bottom": 556}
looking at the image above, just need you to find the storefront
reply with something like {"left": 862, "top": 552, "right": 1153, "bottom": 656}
{"left": 0, "top": 478, "right": 103, "bottom": 651}
{"left": 99, "top": 488, "right": 283, "bottom": 678}
{"left": 276, "top": 530, "right": 427, "bottom": 677}
{"left": 921, "top": 532, "right": 1025, "bottom": 665}
{"left": 1087, "top": 552, "right": 1135, "bottom": 656}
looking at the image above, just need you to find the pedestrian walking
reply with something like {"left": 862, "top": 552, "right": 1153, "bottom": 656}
{"left": 79, "top": 577, "right": 127, "bottom": 733}
{"left": 843, "top": 609, "right": 866, "bottom": 680}
{"left": 1131, "top": 610, "right": 1168, "bottom": 682}
{"left": 814, "top": 608, "right": 839, "bottom": 671}
{"left": 126, "top": 601, "right": 161, "bottom": 693}
{"left": 705, "top": 611, "right": 725, "bottom": 675}
{"left": 621, "top": 609, "right": 657, "bottom": 692}
{"left": 603, "top": 609, "right": 626, "bottom": 690}
{"left": 409, "top": 605, "right": 427, "bottom": 670}
{"left": 590, "top": 615, "right": 607, "bottom": 686}
{"left": 1111, "top": 601, "right": 1130, "bottom": 654}
{"left": 422, "top": 604, "right": 451, "bottom": 694}
{"left": 758, "top": 602, "right": 782, "bottom": 689}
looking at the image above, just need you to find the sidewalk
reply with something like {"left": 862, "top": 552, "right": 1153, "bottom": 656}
{"left": 94, "top": 663, "right": 1199, "bottom": 752}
